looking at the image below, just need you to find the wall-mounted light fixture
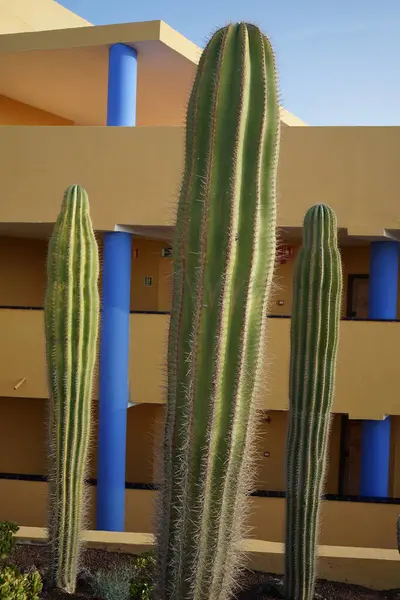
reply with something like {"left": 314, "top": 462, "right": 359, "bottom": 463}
{"left": 14, "top": 377, "right": 27, "bottom": 391}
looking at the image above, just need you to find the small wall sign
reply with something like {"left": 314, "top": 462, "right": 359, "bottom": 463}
{"left": 162, "top": 247, "right": 173, "bottom": 257}
{"left": 144, "top": 276, "right": 153, "bottom": 287}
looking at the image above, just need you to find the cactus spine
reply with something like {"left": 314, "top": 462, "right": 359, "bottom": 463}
{"left": 157, "top": 23, "right": 280, "bottom": 600}
{"left": 44, "top": 185, "right": 99, "bottom": 594}
{"left": 284, "top": 205, "right": 343, "bottom": 600}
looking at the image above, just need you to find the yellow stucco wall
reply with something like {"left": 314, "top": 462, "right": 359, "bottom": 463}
{"left": 0, "top": 397, "right": 342, "bottom": 493}
{"left": 255, "top": 411, "right": 341, "bottom": 494}
{"left": 1, "top": 126, "right": 400, "bottom": 233}
{"left": 0, "top": 397, "right": 163, "bottom": 483}
{"left": 1, "top": 235, "right": 400, "bottom": 537}
{"left": 0, "top": 95, "right": 73, "bottom": 125}
{"left": 0, "top": 236, "right": 171, "bottom": 310}
{"left": 1, "top": 236, "right": 400, "bottom": 418}
{"left": 2, "top": 307, "right": 398, "bottom": 418}
{"left": 7, "top": 391, "right": 400, "bottom": 501}
{"left": 0, "top": 482, "right": 399, "bottom": 552}
{"left": 1, "top": 236, "right": 391, "bottom": 317}
{"left": 0, "top": 237, "right": 47, "bottom": 306}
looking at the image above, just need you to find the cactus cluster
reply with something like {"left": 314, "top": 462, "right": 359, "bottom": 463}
{"left": 156, "top": 22, "right": 280, "bottom": 600}
{"left": 38, "top": 25, "right": 342, "bottom": 600}
{"left": 284, "top": 205, "right": 343, "bottom": 600}
{"left": 44, "top": 184, "right": 99, "bottom": 594}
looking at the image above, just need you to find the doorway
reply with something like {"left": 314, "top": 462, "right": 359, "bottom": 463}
{"left": 338, "top": 415, "right": 362, "bottom": 496}
{"left": 347, "top": 274, "right": 369, "bottom": 318}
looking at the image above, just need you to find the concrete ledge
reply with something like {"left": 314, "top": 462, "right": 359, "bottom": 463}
{"left": 16, "top": 527, "right": 155, "bottom": 555}
{"left": 15, "top": 528, "right": 400, "bottom": 591}
{"left": 241, "top": 540, "right": 400, "bottom": 591}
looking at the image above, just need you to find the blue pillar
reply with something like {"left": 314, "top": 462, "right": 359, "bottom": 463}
{"left": 97, "top": 43, "right": 137, "bottom": 531}
{"left": 107, "top": 43, "right": 137, "bottom": 126}
{"left": 360, "top": 241, "right": 399, "bottom": 498}
{"left": 368, "top": 241, "right": 399, "bottom": 320}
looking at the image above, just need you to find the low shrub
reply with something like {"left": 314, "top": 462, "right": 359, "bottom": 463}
{"left": 0, "top": 566, "right": 42, "bottom": 600}
{"left": 91, "top": 552, "right": 156, "bottom": 600}
{"left": 130, "top": 553, "right": 155, "bottom": 600}
{"left": 0, "top": 521, "right": 19, "bottom": 561}
{"left": 92, "top": 565, "right": 132, "bottom": 600}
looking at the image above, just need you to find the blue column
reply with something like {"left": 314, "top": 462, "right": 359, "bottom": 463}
{"left": 360, "top": 240, "right": 399, "bottom": 498}
{"left": 97, "top": 43, "right": 137, "bottom": 531}
{"left": 107, "top": 43, "right": 137, "bottom": 126}
{"left": 368, "top": 241, "right": 399, "bottom": 320}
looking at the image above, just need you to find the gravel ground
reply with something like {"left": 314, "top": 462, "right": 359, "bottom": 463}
{"left": 11, "top": 543, "right": 400, "bottom": 600}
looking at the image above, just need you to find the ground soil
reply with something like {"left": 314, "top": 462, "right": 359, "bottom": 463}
{"left": 11, "top": 543, "right": 400, "bottom": 599}
{"left": 236, "top": 571, "right": 400, "bottom": 600}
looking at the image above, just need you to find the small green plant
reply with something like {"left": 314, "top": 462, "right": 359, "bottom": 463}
{"left": 0, "top": 566, "right": 42, "bottom": 600}
{"left": 130, "top": 553, "right": 155, "bottom": 600}
{"left": 92, "top": 566, "right": 132, "bottom": 600}
{"left": 0, "top": 522, "right": 19, "bottom": 561}
{"left": 91, "top": 555, "right": 155, "bottom": 600}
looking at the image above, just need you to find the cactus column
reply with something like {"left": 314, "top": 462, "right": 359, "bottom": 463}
{"left": 97, "top": 43, "right": 137, "bottom": 531}
{"left": 45, "top": 185, "right": 99, "bottom": 594}
{"left": 157, "top": 23, "right": 280, "bottom": 600}
{"left": 285, "top": 205, "right": 342, "bottom": 600}
{"left": 360, "top": 240, "right": 399, "bottom": 498}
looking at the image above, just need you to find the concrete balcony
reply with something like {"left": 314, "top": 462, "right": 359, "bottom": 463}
{"left": 0, "top": 126, "right": 183, "bottom": 232}
{"left": 0, "top": 126, "right": 400, "bottom": 236}
{"left": 0, "top": 309, "right": 167, "bottom": 404}
{"left": 0, "top": 308, "right": 399, "bottom": 419}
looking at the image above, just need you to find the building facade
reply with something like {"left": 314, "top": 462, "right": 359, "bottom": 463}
{"left": 0, "top": 0, "right": 400, "bottom": 552}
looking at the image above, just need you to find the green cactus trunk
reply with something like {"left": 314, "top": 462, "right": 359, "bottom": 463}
{"left": 284, "top": 205, "right": 343, "bottom": 600}
{"left": 44, "top": 185, "right": 99, "bottom": 594}
{"left": 157, "top": 23, "right": 280, "bottom": 600}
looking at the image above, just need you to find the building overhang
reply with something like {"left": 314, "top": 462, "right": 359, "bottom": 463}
{"left": 0, "top": 20, "right": 305, "bottom": 126}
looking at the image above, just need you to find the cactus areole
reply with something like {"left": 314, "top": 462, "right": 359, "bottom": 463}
{"left": 44, "top": 185, "right": 100, "bottom": 594}
{"left": 157, "top": 23, "right": 280, "bottom": 600}
{"left": 284, "top": 204, "right": 343, "bottom": 600}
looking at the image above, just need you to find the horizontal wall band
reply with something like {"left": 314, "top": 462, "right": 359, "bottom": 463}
{"left": 0, "top": 472, "right": 399, "bottom": 504}
{"left": 0, "top": 306, "right": 170, "bottom": 315}
{"left": 0, "top": 472, "right": 158, "bottom": 490}
{"left": 0, "top": 306, "right": 398, "bottom": 322}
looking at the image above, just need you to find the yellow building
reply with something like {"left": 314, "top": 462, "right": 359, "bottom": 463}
{"left": 0, "top": 0, "right": 400, "bottom": 552}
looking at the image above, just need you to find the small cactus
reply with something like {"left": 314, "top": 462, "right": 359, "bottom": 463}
{"left": 284, "top": 205, "right": 343, "bottom": 600}
{"left": 44, "top": 185, "right": 99, "bottom": 594}
{"left": 157, "top": 22, "right": 280, "bottom": 600}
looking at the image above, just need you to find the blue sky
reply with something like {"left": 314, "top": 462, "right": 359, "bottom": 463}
{"left": 60, "top": 0, "right": 400, "bottom": 126}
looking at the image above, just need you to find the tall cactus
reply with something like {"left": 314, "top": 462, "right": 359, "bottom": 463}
{"left": 157, "top": 23, "right": 280, "bottom": 600}
{"left": 44, "top": 184, "right": 99, "bottom": 594}
{"left": 284, "top": 205, "right": 343, "bottom": 600}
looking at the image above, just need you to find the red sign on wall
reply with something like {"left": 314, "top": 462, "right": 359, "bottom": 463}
{"left": 277, "top": 245, "right": 294, "bottom": 265}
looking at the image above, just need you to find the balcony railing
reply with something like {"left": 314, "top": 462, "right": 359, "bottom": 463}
{"left": 0, "top": 307, "right": 399, "bottom": 419}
